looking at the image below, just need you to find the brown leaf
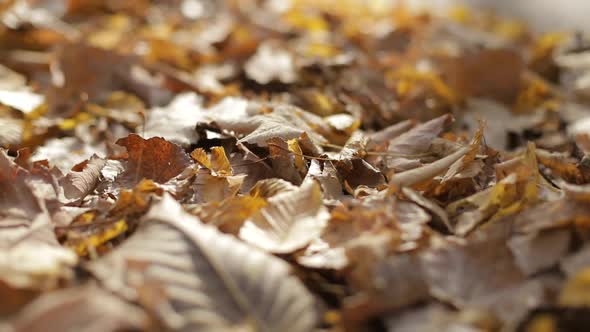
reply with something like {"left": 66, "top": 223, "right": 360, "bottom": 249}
{"left": 47, "top": 43, "right": 163, "bottom": 116}
{"left": 422, "top": 235, "right": 525, "bottom": 307}
{"left": 441, "top": 48, "right": 525, "bottom": 103}
{"left": 116, "top": 134, "right": 191, "bottom": 184}
{"left": 388, "top": 114, "right": 453, "bottom": 156}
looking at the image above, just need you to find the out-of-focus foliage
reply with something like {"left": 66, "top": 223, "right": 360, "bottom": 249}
{"left": 3, "top": 1, "right": 590, "bottom": 331}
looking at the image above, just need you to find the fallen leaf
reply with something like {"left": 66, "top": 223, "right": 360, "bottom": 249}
{"left": 7, "top": 284, "right": 152, "bottom": 332}
{"left": 116, "top": 134, "right": 192, "bottom": 185}
{"left": 58, "top": 155, "right": 106, "bottom": 202}
{"left": 90, "top": 194, "right": 318, "bottom": 332}
{"left": 240, "top": 179, "right": 330, "bottom": 253}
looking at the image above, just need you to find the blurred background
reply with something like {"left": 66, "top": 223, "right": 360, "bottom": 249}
{"left": 377, "top": 0, "right": 590, "bottom": 32}
{"left": 456, "top": 0, "right": 590, "bottom": 32}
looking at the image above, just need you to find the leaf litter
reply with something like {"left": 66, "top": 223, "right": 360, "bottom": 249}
{"left": 2, "top": 1, "right": 590, "bottom": 331}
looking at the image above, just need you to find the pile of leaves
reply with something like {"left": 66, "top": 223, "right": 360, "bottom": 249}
{"left": 5, "top": 1, "right": 590, "bottom": 331}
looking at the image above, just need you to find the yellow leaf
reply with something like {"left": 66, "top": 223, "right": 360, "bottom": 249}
{"left": 448, "top": 5, "right": 472, "bottom": 24}
{"left": 287, "top": 139, "right": 306, "bottom": 174}
{"left": 110, "top": 179, "right": 162, "bottom": 217}
{"left": 493, "top": 20, "right": 526, "bottom": 41}
{"left": 191, "top": 148, "right": 212, "bottom": 169}
{"left": 559, "top": 268, "right": 590, "bottom": 307}
{"left": 193, "top": 147, "right": 233, "bottom": 176}
{"left": 210, "top": 146, "right": 232, "bottom": 176}
{"left": 389, "top": 67, "right": 459, "bottom": 105}
{"left": 513, "top": 79, "right": 557, "bottom": 113}
{"left": 69, "top": 220, "right": 128, "bottom": 256}
{"left": 524, "top": 314, "right": 557, "bottom": 332}
{"left": 531, "top": 33, "right": 568, "bottom": 64}
{"left": 58, "top": 112, "right": 93, "bottom": 131}
{"left": 195, "top": 196, "right": 267, "bottom": 234}
{"left": 304, "top": 43, "right": 339, "bottom": 58}
{"left": 284, "top": 11, "right": 328, "bottom": 35}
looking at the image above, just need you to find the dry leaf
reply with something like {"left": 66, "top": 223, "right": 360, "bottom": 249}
{"left": 58, "top": 155, "right": 106, "bottom": 202}
{"left": 116, "top": 134, "right": 192, "bottom": 184}
{"left": 7, "top": 284, "right": 152, "bottom": 332}
{"left": 90, "top": 194, "right": 318, "bottom": 332}
{"left": 240, "top": 179, "right": 330, "bottom": 253}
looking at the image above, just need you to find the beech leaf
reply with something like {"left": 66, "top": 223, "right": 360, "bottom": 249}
{"left": 240, "top": 180, "right": 330, "bottom": 253}
{"left": 90, "top": 194, "right": 318, "bottom": 332}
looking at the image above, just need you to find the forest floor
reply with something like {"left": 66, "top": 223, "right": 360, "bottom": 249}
{"left": 2, "top": 1, "right": 590, "bottom": 331}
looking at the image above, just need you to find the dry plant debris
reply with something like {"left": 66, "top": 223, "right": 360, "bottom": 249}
{"left": 3, "top": 1, "right": 590, "bottom": 331}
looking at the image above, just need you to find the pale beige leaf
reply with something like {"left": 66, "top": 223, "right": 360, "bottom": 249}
{"left": 7, "top": 284, "right": 151, "bottom": 332}
{"left": 388, "top": 114, "right": 452, "bottom": 156}
{"left": 143, "top": 92, "right": 205, "bottom": 147}
{"left": 0, "top": 215, "right": 77, "bottom": 289}
{"left": 240, "top": 180, "right": 330, "bottom": 253}
{"left": 208, "top": 104, "right": 327, "bottom": 147}
{"left": 59, "top": 155, "right": 106, "bottom": 203}
{"left": 90, "top": 194, "right": 317, "bottom": 332}
{"left": 390, "top": 147, "right": 469, "bottom": 188}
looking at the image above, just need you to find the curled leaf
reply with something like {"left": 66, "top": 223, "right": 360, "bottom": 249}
{"left": 59, "top": 155, "right": 106, "bottom": 202}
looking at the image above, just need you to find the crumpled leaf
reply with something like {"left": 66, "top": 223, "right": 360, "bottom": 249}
{"left": 240, "top": 179, "right": 330, "bottom": 253}
{"left": 449, "top": 142, "right": 542, "bottom": 235}
{"left": 305, "top": 159, "right": 342, "bottom": 200}
{"left": 0, "top": 150, "right": 44, "bottom": 221}
{"left": 192, "top": 146, "right": 232, "bottom": 176}
{"left": 0, "top": 152, "right": 78, "bottom": 287}
{"left": 297, "top": 237, "right": 348, "bottom": 270}
{"left": 116, "top": 134, "right": 192, "bottom": 185}
{"left": 193, "top": 195, "right": 267, "bottom": 234}
{"left": 90, "top": 194, "right": 317, "bottom": 332}
{"left": 62, "top": 216, "right": 128, "bottom": 257}
{"left": 190, "top": 146, "right": 245, "bottom": 203}
{"left": 58, "top": 155, "right": 106, "bottom": 202}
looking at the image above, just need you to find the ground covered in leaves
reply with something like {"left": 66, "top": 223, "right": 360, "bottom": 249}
{"left": 4, "top": 1, "right": 590, "bottom": 331}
